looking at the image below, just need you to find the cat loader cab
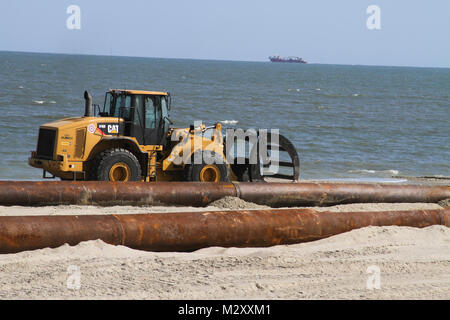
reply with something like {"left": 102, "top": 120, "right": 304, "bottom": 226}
{"left": 29, "top": 89, "right": 232, "bottom": 182}
{"left": 100, "top": 89, "right": 171, "bottom": 147}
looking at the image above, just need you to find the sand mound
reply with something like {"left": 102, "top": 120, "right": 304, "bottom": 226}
{"left": 438, "top": 198, "right": 450, "bottom": 207}
{"left": 0, "top": 240, "right": 150, "bottom": 263}
{"left": 209, "top": 196, "right": 270, "bottom": 210}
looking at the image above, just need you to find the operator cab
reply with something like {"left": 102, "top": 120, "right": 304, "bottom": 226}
{"left": 100, "top": 89, "right": 170, "bottom": 146}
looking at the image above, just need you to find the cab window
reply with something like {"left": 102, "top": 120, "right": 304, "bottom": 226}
{"left": 112, "top": 95, "right": 132, "bottom": 120}
{"left": 145, "top": 96, "right": 162, "bottom": 129}
{"left": 103, "top": 93, "right": 113, "bottom": 116}
{"left": 133, "top": 95, "right": 144, "bottom": 126}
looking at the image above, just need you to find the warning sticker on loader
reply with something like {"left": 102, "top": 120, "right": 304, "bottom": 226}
{"left": 87, "top": 124, "right": 96, "bottom": 134}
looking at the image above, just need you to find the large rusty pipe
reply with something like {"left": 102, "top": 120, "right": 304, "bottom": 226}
{"left": 0, "top": 181, "right": 448, "bottom": 207}
{"left": 236, "top": 182, "right": 450, "bottom": 207}
{"left": 0, "top": 208, "right": 448, "bottom": 254}
{"left": 0, "top": 181, "right": 237, "bottom": 206}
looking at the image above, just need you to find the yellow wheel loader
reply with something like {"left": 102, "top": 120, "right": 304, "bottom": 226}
{"left": 29, "top": 89, "right": 300, "bottom": 182}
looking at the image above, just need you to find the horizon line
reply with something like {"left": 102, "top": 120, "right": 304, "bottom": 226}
{"left": 1, "top": 49, "right": 449, "bottom": 70}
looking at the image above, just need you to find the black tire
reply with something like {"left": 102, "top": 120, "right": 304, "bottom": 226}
{"left": 90, "top": 148, "right": 142, "bottom": 181}
{"left": 184, "top": 151, "right": 230, "bottom": 182}
{"left": 230, "top": 162, "right": 251, "bottom": 182}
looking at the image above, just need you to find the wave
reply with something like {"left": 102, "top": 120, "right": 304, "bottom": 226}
{"left": 318, "top": 177, "right": 407, "bottom": 183}
{"left": 385, "top": 170, "right": 400, "bottom": 175}
{"left": 349, "top": 169, "right": 375, "bottom": 174}
{"left": 348, "top": 169, "right": 399, "bottom": 175}
{"left": 221, "top": 120, "right": 239, "bottom": 125}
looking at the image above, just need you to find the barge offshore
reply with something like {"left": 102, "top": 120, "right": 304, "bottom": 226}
{"left": 269, "top": 55, "right": 307, "bottom": 63}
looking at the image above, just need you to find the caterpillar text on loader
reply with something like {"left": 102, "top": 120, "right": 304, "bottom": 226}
{"left": 29, "top": 90, "right": 300, "bottom": 182}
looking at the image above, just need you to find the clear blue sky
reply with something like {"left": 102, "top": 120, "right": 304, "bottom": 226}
{"left": 0, "top": 0, "right": 449, "bottom": 67}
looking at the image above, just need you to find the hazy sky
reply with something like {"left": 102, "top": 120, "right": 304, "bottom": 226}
{"left": 0, "top": 0, "right": 449, "bottom": 67}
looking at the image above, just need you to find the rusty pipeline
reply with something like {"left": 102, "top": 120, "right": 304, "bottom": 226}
{"left": 0, "top": 181, "right": 448, "bottom": 207}
{"left": 235, "top": 182, "right": 450, "bottom": 207}
{"left": 0, "top": 207, "right": 448, "bottom": 254}
{"left": 0, "top": 181, "right": 237, "bottom": 206}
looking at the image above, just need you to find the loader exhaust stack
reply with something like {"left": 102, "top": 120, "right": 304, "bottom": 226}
{"left": 84, "top": 90, "right": 93, "bottom": 117}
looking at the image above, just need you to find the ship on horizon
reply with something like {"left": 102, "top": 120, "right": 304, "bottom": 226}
{"left": 269, "top": 55, "right": 307, "bottom": 64}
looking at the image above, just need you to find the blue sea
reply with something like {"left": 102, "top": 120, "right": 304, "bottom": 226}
{"left": 0, "top": 51, "right": 448, "bottom": 180}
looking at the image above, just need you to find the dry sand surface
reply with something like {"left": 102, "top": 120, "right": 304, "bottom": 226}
{"left": 0, "top": 200, "right": 448, "bottom": 299}
{"left": 0, "top": 197, "right": 444, "bottom": 216}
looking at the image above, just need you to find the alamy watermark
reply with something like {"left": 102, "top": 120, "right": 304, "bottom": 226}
{"left": 366, "top": 265, "right": 381, "bottom": 290}
{"left": 167, "top": 121, "right": 281, "bottom": 175}
{"left": 366, "top": 5, "right": 381, "bottom": 30}
{"left": 66, "top": 5, "right": 81, "bottom": 30}
{"left": 66, "top": 265, "right": 81, "bottom": 290}
{"left": 66, "top": 5, "right": 380, "bottom": 31}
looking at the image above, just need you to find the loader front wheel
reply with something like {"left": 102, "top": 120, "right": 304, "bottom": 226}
{"left": 184, "top": 151, "right": 230, "bottom": 182}
{"left": 91, "top": 148, "right": 141, "bottom": 181}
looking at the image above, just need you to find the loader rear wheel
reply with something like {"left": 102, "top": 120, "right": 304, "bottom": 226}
{"left": 91, "top": 148, "right": 141, "bottom": 181}
{"left": 109, "top": 163, "right": 131, "bottom": 181}
{"left": 199, "top": 165, "right": 221, "bottom": 182}
{"left": 184, "top": 151, "right": 230, "bottom": 182}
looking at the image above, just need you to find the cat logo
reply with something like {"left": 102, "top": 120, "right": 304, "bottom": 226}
{"left": 97, "top": 123, "right": 120, "bottom": 135}
{"left": 108, "top": 124, "right": 119, "bottom": 134}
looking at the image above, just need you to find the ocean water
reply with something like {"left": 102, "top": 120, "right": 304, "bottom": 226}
{"left": 0, "top": 51, "right": 448, "bottom": 180}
